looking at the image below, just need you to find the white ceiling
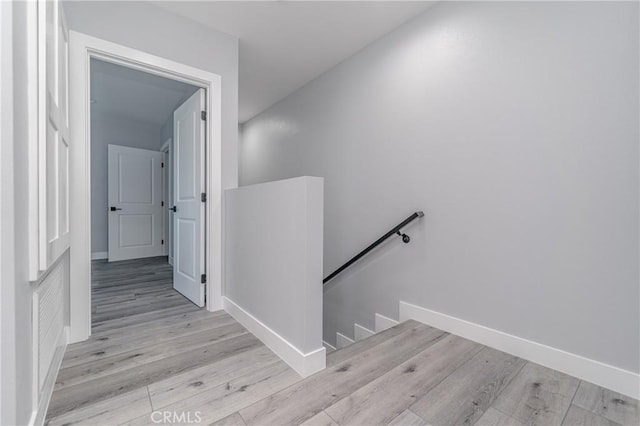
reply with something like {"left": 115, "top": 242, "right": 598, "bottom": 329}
{"left": 90, "top": 58, "right": 199, "bottom": 127}
{"left": 153, "top": 1, "right": 434, "bottom": 123}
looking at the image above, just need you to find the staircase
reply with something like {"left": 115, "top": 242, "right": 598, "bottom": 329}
{"left": 325, "top": 312, "right": 400, "bottom": 353}
{"left": 237, "top": 319, "right": 455, "bottom": 425}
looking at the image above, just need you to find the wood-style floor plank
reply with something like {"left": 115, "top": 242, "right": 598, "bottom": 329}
{"left": 386, "top": 409, "right": 429, "bottom": 426}
{"left": 571, "top": 380, "right": 639, "bottom": 426}
{"left": 148, "top": 345, "right": 281, "bottom": 409}
{"left": 409, "top": 347, "right": 526, "bottom": 426}
{"left": 48, "top": 333, "right": 262, "bottom": 418}
{"left": 239, "top": 321, "right": 447, "bottom": 425}
{"left": 211, "top": 412, "right": 248, "bottom": 426}
{"left": 45, "top": 258, "right": 297, "bottom": 425}
{"left": 323, "top": 334, "right": 482, "bottom": 425}
{"left": 475, "top": 407, "right": 525, "bottom": 426}
{"left": 299, "top": 410, "right": 340, "bottom": 426}
{"left": 491, "top": 362, "right": 580, "bottom": 426}
{"left": 126, "top": 360, "right": 301, "bottom": 425}
{"left": 45, "top": 387, "right": 152, "bottom": 426}
{"left": 54, "top": 322, "right": 250, "bottom": 389}
{"left": 562, "top": 405, "right": 622, "bottom": 426}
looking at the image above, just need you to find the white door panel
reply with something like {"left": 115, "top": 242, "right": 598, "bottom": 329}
{"left": 38, "top": 0, "right": 70, "bottom": 270}
{"left": 108, "top": 145, "right": 164, "bottom": 261}
{"left": 173, "top": 89, "right": 206, "bottom": 307}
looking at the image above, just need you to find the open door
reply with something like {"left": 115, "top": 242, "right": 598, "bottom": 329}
{"left": 172, "top": 89, "right": 206, "bottom": 307}
{"left": 107, "top": 145, "right": 164, "bottom": 262}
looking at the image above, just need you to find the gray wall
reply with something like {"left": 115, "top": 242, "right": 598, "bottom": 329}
{"left": 90, "top": 113, "right": 163, "bottom": 254}
{"left": 64, "top": 0, "right": 240, "bottom": 193}
{"left": 241, "top": 1, "right": 639, "bottom": 373}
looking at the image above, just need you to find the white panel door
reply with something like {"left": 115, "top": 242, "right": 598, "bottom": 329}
{"left": 108, "top": 145, "right": 164, "bottom": 262}
{"left": 173, "top": 89, "right": 205, "bottom": 307}
{"left": 37, "top": 0, "right": 70, "bottom": 271}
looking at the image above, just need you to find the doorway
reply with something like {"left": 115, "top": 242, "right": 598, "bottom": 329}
{"left": 90, "top": 58, "right": 206, "bottom": 310}
{"left": 70, "top": 34, "right": 223, "bottom": 343}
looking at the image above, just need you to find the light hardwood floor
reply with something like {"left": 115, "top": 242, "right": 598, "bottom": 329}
{"left": 46, "top": 257, "right": 639, "bottom": 426}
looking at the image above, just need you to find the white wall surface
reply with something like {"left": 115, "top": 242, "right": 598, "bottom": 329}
{"left": 91, "top": 113, "right": 163, "bottom": 254}
{"left": 1, "top": 2, "right": 71, "bottom": 424}
{"left": 241, "top": 1, "right": 639, "bottom": 374}
{"left": 64, "top": 0, "right": 239, "bottom": 193}
{"left": 225, "top": 177, "right": 324, "bottom": 356}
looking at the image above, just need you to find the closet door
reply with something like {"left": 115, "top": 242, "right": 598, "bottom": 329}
{"left": 37, "top": 0, "right": 70, "bottom": 271}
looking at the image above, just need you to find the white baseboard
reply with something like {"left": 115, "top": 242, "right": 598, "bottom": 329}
{"left": 336, "top": 332, "right": 355, "bottom": 349}
{"left": 30, "top": 327, "right": 68, "bottom": 426}
{"left": 323, "top": 340, "right": 336, "bottom": 353}
{"left": 222, "top": 297, "right": 325, "bottom": 377}
{"left": 399, "top": 301, "right": 640, "bottom": 400}
{"left": 375, "top": 313, "right": 399, "bottom": 333}
{"left": 354, "top": 323, "right": 374, "bottom": 341}
{"left": 91, "top": 251, "right": 107, "bottom": 260}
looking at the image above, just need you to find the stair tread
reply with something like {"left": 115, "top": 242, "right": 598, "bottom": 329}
{"left": 239, "top": 320, "right": 447, "bottom": 425}
{"left": 328, "top": 319, "right": 423, "bottom": 367}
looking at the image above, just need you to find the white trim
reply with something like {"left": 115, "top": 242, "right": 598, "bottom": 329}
{"left": 160, "top": 138, "right": 171, "bottom": 153}
{"left": 354, "top": 323, "right": 374, "bottom": 341}
{"left": 69, "top": 31, "right": 223, "bottom": 343}
{"left": 323, "top": 340, "right": 337, "bottom": 353}
{"left": 375, "top": 313, "right": 399, "bottom": 333}
{"left": 29, "top": 327, "right": 68, "bottom": 426}
{"left": 336, "top": 332, "right": 355, "bottom": 349}
{"left": 90, "top": 252, "right": 107, "bottom": 260}
{"left": 399, "top": 301, "right": 640, "bottom": 400}
{"left": 223, "top": 297, "right": 326, "bottom": 377}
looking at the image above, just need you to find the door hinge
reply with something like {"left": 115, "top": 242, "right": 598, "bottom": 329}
{"left": 201, "top": 111, "right": 207, "bottom": 121}
{"left": 161, "top": 239, "right": 164, "bottom": 245}
{"left": 201, "top": 193, "right": 207, "bottom": 203}
{"left": 161, "top": 201, "right": 164, "bottom": 206}
{"left": 161, "top": 162, "right": 164, "bottom": 168}
{"left": 201, "top": 274, "right": 206, "bottom": 284}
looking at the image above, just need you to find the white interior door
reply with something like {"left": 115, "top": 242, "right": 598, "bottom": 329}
{"left": 108, "top": 145, "right": 164, "bottom": 262}
{"left": 173, "top": 89, "right": 206, "bottom": 307}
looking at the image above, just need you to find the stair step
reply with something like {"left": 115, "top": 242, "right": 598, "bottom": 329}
{"left": 328, "top": 319, "right": 425, "bottom": 367}
{"left": 239, "top": 320, "right": 447, "bottom": 426}
{"left": 335, "top": 332, "right": 354, "bottom": 349}
{"left": 354, "top": 324, "right": 374, "bottom": 341}
{"left": 375, "top": 313, "right": 399, "bottom": 332}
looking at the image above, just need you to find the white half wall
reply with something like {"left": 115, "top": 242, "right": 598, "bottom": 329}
{"left": 240, "top": 1, "right": 640, "bottom": 376}
{"left": 224, "top": 177, "right": 325, "bottom": 377}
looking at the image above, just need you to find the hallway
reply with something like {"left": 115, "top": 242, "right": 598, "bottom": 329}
{"left": 45, "top": 258, "right": 300, "bottom": 425}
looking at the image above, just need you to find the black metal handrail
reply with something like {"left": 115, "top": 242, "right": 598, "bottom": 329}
{"left": 323, "top": 211, "right": 424, "bottom": 285}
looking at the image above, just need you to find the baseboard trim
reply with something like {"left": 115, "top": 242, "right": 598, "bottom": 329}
{"left": 30, "top": 326, "right": 68, "bottom": 426}
{"left": 90, "top": 251, "right": 107, "bottom": 260}
{"left": 323, "top": 340, "right": 337, "bottom": 353}
{"left": 374, "top": 313, "right": 399, "bottom": 333}
{"left": 336, "top": 332, "right": 355, "bottom": 349}
{"left": 354, "top": 323, "right": 374, "bottom": 341}
{"left": 399, "top": 301, "right": 640, "bottom": 399}
{"left": 222, "top": 297, "right": 325, "bottom": 377}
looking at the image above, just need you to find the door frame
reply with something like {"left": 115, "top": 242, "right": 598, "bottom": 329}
{"left": 69, "top": 32, "right": 223, "bottom": 343}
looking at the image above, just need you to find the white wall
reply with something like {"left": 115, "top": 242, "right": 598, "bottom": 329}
{"left": 224, "top": 177, "right": 325, "bottom": 376}
{"left": 241, "top": 1, "right": 639, "bottom": 375}
{"left": 90, "top": 113, "right": 163, "bottom": 255}
{"left": 64, "top": 0, "right": 239, "bottom": 193}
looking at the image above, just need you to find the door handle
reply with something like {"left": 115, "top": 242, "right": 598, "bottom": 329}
{"left": 110, "top": 206, "right": 122, "bottom": 211}
{"left": 169, "top": 206, "right": 177, "bottom": 212}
